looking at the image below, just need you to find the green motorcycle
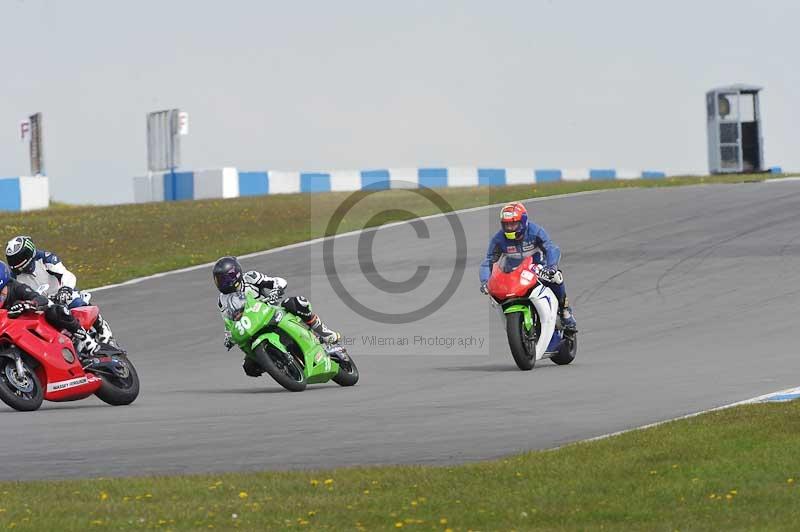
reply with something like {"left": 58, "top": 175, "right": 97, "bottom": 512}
{"left": 222, "top": 292, "right": 359, "bottom": 392}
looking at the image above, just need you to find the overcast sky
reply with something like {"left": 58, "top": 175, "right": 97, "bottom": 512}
{"left": 1, "top": 0, "right": 797, "bottom": 204}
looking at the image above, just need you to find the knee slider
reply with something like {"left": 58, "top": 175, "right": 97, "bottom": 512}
{"left": 283, "top": 296, "right": 313, "bottom": 319}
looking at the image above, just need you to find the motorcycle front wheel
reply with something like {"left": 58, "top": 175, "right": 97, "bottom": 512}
{"left": 506, "top": 312, "right": 536, "bottom": 371}
{"left": 0, "top": 357, "right": 44, "bottom": 411}
{"left": 254, "top": 344, "right": 307, "bottom": 392}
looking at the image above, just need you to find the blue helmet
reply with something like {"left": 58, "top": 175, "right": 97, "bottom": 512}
{"left": 0, "top": 261, "right": 10, "bottom": 288}
{"left": 0, "top": 261, "right": 11, "bottom": 307}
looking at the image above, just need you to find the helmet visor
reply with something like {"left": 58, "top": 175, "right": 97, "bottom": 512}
{"left": 10, "top": 256, "right": 35, "bottom": 274}
{"left": 214, "top": 269, "right": 242, "bottom": 293}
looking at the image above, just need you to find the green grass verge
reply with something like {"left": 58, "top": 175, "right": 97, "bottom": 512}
{"left": 0, "top": 173, "right": 794, "bottom": 288}
{"left": 1, "top": 401, "right": 799, "bottom": 530}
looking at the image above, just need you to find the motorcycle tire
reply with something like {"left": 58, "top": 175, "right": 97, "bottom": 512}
{"left": 94, "top": 356, "right": 140, "bottom": 406}
{"left": 332, "top": 353, "right": 359, "bottom": 387}
{"left": 0, "top": 358, "right": 44, "bottom": 412}
{"left": 254, "top": 344, "right": 307, "bottom": 392}
{"left": 551, "top": 333, "right": 577, "bottom": 365}
{"left": 506, "top": 312, "right": 535, "bottom": 371}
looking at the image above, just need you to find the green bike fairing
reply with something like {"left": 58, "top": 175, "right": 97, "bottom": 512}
{"left": 222, "top": 292, "right": 339, "bottom": 383}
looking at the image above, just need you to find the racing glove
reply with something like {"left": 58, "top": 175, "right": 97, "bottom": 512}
{"left": 55, "top": 286, "right": 74, "bottom": 305}
{"left": 540, "top": 266, "right": 558, "bottom": 282}
{"left": 7, "top": 301, "right": 37, "bottom": 318}
{"left": 224, "top": 331, "right": 235, "bottom": 351}
{"left": 264, "top": 287, "right": 284, "bottom": 304}
{"left": 480, "top": 282, "right": 489, "bottom": 295}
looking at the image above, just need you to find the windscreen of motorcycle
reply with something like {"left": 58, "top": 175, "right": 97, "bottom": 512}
{"left": 496, "top": 253, "right": 526, "bottom": 273}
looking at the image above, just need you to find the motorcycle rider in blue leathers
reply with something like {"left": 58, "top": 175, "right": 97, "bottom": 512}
{"left": 5, "top": 235, "right": 113, "bottom": 343}
{"left": 479, "top": 202, "right": 577, "bottom": 331}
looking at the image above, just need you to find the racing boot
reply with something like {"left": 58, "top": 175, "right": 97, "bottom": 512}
{"left": 306, "top": 314, "right": 341, "bottom": 344}
{"left": 561, "top": 306, "right": 577, "bottom": 333}
{"left": 242, "top": 358, "right": 264, "bottom": 377}
{"left": 73, "top": 328, "right": 100, "bottom": 359}
{"left": 94, "top": 314, "right": 113, "bottom": 344}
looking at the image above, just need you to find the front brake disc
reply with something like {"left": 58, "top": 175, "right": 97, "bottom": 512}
{"left": 4, "top": 364, "right": 33, "bottom": 393}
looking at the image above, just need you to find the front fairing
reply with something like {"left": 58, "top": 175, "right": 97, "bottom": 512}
{"left": 0, "top": 310, "right": 102, "bottom": 401}
{"left": 223, "top": 293, "right": 276, "bottom": 348}
{"left": 487, "top": 255, "right": 539, "bottom": 301}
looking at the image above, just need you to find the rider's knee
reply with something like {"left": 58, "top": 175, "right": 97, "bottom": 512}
{"left": 282, "top": 296, "right": 313, "bottom": 320}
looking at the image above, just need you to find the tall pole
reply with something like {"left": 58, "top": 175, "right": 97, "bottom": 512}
{"left": 29, "top": 112, "right": 44, "bottom": 176}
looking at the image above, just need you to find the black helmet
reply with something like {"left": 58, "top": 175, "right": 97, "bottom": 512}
{"left": 213, "top": 256, "right": 244, "bottom": 294}
{"left": 5, "top": 236, "right": 37, "bottom": 274}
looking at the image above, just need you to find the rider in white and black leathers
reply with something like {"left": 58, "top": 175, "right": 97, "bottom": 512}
{"left": 0, "top": 261, "right": 99, "bottom": 356}
{"left": 5, "top": 236, "right": 113, "bottom": 343}
{"left": 213, "top": 256, "right": 341, "bottom": 377}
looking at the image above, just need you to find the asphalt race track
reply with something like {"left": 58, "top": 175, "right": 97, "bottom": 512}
{"left": 3, "top": 182, "right": 800, "bottom": 480}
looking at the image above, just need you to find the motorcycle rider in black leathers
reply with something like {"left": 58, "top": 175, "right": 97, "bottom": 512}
{"left": 0, "top": 261, "right": 99, "bottom": 356}
{"left": 212, "top": 256, "right": 341, "bottom": 377}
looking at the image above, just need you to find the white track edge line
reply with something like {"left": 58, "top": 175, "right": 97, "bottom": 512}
{"left": 546, "top": 385, "right": 800, "bottom": 453}
{"left": 89, "top": 189, "right": 610, "bottom": 292}
{"left": 765, "top": 177, "right": 800, "bottom": 183}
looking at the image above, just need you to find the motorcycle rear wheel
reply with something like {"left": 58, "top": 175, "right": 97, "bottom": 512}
{"left": 551, "top": 333, "right": 577, "bottom": 365}
{"left": 332, "top": 351, "right": 359, "bottom": 387}
{"left": 254, "top": 344, "right": 307, "bottom": 392}
{"left": 506, "top": 312, "right": 535, "bottom": 371}
{"left": 0, "top": 358, "right": 44, "bottom": 412}
{"left": 94, "top": 356, "right": 140, "bottom": 406}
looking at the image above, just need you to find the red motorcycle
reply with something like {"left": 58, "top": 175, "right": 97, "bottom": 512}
{"left": 0, "top": 306, "right": 139, "bottom": 411}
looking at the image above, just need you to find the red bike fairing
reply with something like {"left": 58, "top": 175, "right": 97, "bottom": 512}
{"left": 487, "top": 256, "right": 540, "bottom": 300}
{"left": 0, "top": 309, "right": 102, "bottom": 401}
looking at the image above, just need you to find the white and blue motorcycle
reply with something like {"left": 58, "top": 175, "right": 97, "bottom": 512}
{"left": 487, "top": 254, "right": 577, "bottom": 370}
